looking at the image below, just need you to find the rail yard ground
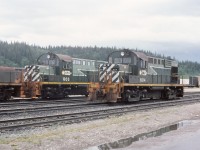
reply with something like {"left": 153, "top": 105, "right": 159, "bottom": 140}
{"left": 0, "top": 88, "right": 200, "bottom": 150}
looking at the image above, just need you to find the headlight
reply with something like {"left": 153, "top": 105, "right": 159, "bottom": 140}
{"left": 140, "top": 70, "right": 147, "bottom": 76}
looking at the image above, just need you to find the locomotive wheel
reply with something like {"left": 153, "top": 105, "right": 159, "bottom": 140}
{"left": 125, "top": 91, "right": 142, "bottom": 102}
{"left": 2, "top": 90, "right": 12, "bottom": 101}
{"left": 128, "top": 96, "right": 141, "bottom": 102}
{"left": 162, "top": 89, "right": 176, "bottom": 100}
{"left": 4, "top": 95, "right": 10, "bottom": 101}
{"left": 124, "top": 92, "right": 141, "bottom": 102}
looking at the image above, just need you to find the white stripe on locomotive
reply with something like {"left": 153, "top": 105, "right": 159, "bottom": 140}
{"left": 32, "top": 66, "right": 41, "bottom": 81}
{"left": 112, "top": 71, "right": 119, "bottom": 83}
{"left": 32, "top": 73, "right": 40, "bottom": 81}
{"left": 24, "top": 65, "right": 35, "bottom": 81}
{"left": 27, "top": 66, "right": 35, "bottom": 79}
{"left": 24, "top": 65, "right": 40, "bottom": 81}
{"left": 99, "top": 64, "right": 119, "bottom": 82}
{"left": 31, "top": 66, "right": 39, "bottom": 80}
{"left": 100, "top": 64, "right": 115, "bottom": 76}
{"left": 24, "top": 65, "right": 31, "bottom": 81}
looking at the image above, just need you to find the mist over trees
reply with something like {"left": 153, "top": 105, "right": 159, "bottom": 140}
{"left": 0, "top": 41, "right": 199, "bottom": 76}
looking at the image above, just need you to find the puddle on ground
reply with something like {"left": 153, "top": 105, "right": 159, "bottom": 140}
{"left": 87, "top": 119, "right": 200, "bottom": 150}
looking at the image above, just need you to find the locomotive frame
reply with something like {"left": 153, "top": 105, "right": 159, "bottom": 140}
{"left": 23, "top": 52, "right": 102, "bottom": 99}
{"left": 88, "top": 49, "right": 184, "bottom": 102}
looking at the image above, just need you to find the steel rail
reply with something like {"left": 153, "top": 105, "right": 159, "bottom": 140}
{"left": 0, "top": 102, "right": 107, "bottom": 116}
{"left": 1, "top": 97, "right": 200, "bottom": 133}
{"left": 0, "top": 98, "right": 85, "bottom": 107}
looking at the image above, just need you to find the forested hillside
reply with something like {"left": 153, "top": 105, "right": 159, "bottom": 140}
{"left": 0, "top": 41, "right": 199, "bottom": 76}
{"left": 0, "top": 41, "right": 46, "bottom": 67}
{"left": 179, "top": 61, "right": 200, "bottom": 76}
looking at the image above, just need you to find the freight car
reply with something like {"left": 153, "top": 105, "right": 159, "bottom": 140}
{"left": 88, "top": 49, "right": 184, "bottom": 102}
{"left": 23, "top": 52, "right": 105, "bottom": 99}
{"left": 189, "top": 76, "right": 200, "bottom": 87}
{"left": 0, "top": 66, "right": 24, "bottom": 100}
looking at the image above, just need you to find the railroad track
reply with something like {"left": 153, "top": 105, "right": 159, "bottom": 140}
{"left": 1, "top": 92, "right": 199, "bottom": 108}
{"left": 0, "top": 102, "right": 108, "bottom": 116}
{"left": 2, "top": 93, "right": 199, "bottom": 117}
{"left": 184, "top": 91, "right": 200, "bottom": 94}
{"left": 1, "top": 96, "right": 200, "bottom": 134}
{"left": 0, "top": 91, "right": 198, "bottom": 110}
{"left": 0, "top": 97, "right": 86, "bottom": 108}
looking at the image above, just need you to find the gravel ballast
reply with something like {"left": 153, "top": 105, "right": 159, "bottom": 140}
{"left": 0, "top": 89, "right": 200, "bottom": 150}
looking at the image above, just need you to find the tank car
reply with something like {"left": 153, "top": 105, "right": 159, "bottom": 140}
{"left": 88, "top": 49, "right": 184, "bottom": 102}
{"left": 24, "top": 52, "right": 102, "bottom": 99}
{"left": 0, "top": 66, "right": 23, "bottom": 100}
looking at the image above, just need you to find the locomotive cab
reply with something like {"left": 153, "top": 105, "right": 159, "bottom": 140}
{"left": 107, "top": 49, "right": 148, "bottom": 83}
{"left": 24, "top": 52, "right": 73, "bottom": 82}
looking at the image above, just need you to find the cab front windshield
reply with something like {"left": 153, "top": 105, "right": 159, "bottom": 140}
{"left": 114, "top": 57, "right": 131, "bottom": 64}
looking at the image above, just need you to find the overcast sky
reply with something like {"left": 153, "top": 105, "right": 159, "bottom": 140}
{"left": 0, "top": 0, "right": 200, "bottom": 61}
